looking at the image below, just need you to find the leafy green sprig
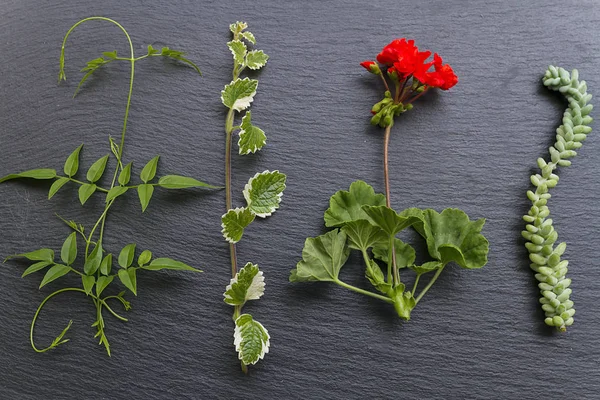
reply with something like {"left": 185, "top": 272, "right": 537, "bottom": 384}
{"left": 1, "top": 17, "right": 215, "bottom": 355}
{"left": 522, "top": 66, "right": 593, "bottom": 331}
{"left": 220, "top": 21, "right": 286, "bottom": 372}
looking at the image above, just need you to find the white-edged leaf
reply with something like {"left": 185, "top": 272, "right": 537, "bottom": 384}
{"left": 234, "top": 314, "right": 270, "bottom": 366}
{"left": 238, "top": 111, "right": 267, "bottom": 154}
{"left": 221, "top": 77, "right": 258, "bottom": 112}
{"left": 245, "top": 50, "right": 268, "bottom": 70}
{"left": 227, "top": 40, "right": 247, "bottom": 65}
{"left": 229, "top": 21, "right": 248, "bottom": 34}
{"left": 224, "top": 262, "right": 265, "bottom": 305}
{"left": 243, "top": 170, "right": 286, "bottom": 217}
{"left": 221, "top": 207, "right": 255, "bottom": 243}
{"left": 240, "top": 31, "right": 256, "bottom": 44}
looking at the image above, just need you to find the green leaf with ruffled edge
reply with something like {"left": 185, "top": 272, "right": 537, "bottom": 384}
{"left": 290, "top": 229, "right": 350, "bottom": 282}
{"left": 365, "top": 259, "right": 391, "bottom": 294}
{"left": 362, "top": 205, "right": 421, "bottom": 236}
{"left": 224, "top": 262, "right": 265, "bottom": 306}
{"left": 372, "top": 238, "right": 416, "bottom": 268}
{"left": 234, "top": 314, "right": 270, "bottom": 366}
{"left": 221, "top": 77, "right": 258, "bottom": 112}
{"left": 323, "top": 180, "right": 386, "bottom": 227}
{"left": 341, "top": 220, "right": 387, "bottom": 251}
{"left": 221, "top": 207, "right": 255, "bottom": 243}
{"left": 227, "top": 40, "right": 247, "bottom": 65}
{"left": 409, "top": 261, "right": 442, "bottom": 275}
{"left": 238, "top": 112, "right": 267, "bottom": 155}
{"left": 243, "top": 170, "right": 286, "bottom": 217}
{"left": 229, "top": 21, "right": 248, "bottom": 34}
{"left": 240, "top": 31, "right": 256, "bottom": 44}
{"left": 245, "top": 50, "right": 268, "bottom": 70}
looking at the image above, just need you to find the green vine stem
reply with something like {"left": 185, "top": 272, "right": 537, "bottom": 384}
{"left": 522, "top": 66, "right": 593, "bottom": 332}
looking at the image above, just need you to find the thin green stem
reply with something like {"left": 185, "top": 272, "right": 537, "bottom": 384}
{"left": 100, "top": 300, "right": 129, "bottom": 322}
{"left": 412, "top": 274, "right": 421, "bottom": 296}
{"left": 379, "top": 71, "right": 391, "bottom": 93}
{"left": 335, "top": 279, "right": 394, "bottom": 304}
{"left": 382, "top": 124, "right": 399, "bottom": 284}
{"left": 415, "top": 265, "right": 446, "bottom": 304}
{"left": 56, "top": 176, "right": 110, "bottom": 192}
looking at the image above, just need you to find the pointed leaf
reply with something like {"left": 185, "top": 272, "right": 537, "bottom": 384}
{"left": 63, "top": 144, "right": 83, "bottom": 177}
{"left": 83, "top": 244, "right": 103, "bottom": 275}
{"left": 96, "top": 275, "right": 114, "bottom": 296}
{"left": 137, "top": 184, "right": 154, "bottom": 212}
{"left": 144, "top": 258, "right": 201, "bottom": 272}
{"left": 100, "top": 253, "right": 113, "bottom": 275}
{"left": 372, "top": 238, "right": 416, "bottom": 268}
{"left": 290, "top": 229, "right": 350, "bottom": 282}
{"left": 6, "top": 248, "right": 54, "bottom": 263}
{"left": 82, "top": 275, "right": 95, "bottom": 295}
{"left": 221, "top": 77, "right": 258, "bottom": 112}
{"left": 324, "top": 180, "right": 386, "bottom": 227}
{"left": 243, "top": 170, "right": 286, "bottom": 217}
{"left": 362, "top": 205, "right": 420, "bottom": 236}
{"left": 227, "top": 40, "right": 247, "bottom": 65}
{"left": 48, "top": 177, "right": 69, "bottom": 199}
{"left": 140, "top": 156, "right": 160, "bottom": 183}
{"left": 118, "top": 268, "right": 137, "bottom": 295}
{"left": 60, "top": 232, "right": 77, "bottom": 265}
{"left": 224, "top": 262, "right": 265, "bottom": 305}
{"left": 158, "top": 175, "right": 221, "bottom": 189}
{"left": 245, "top": 50, "right": 269, "bottom": 70}
{"left": 234, "top": 314, "right": 270, "bottom": 366}
{"left": 147, "top": 44, "right": 159, "bottom": 56}
{"left": 137, "top": 250, "right": 152, "bottom": 267}
{"left": 240, "top": 31, "right": 256, "bottom": 44}
{"left": 118, "top": 243, "right": 136, "bottom": 269}
{"left": 39, "top": 264, "right": 70, "bottom": 288}
{"left": 86, "top": 155, "right": 109, "bottom": 183}
{"left": 221, "top": 207, "right": 255, "bottom": 243}
{"left": 365, "top": 259, "right": 391, "bottom": 294}
{"left": 106, "top": 186, "right": 128, "bottom": 203}
{"left": 102, "top": 50, "right": 117, "bottom": 59}
{"left": 118, "top": 162, "right": 132, "bottom": 186}
{"left": 238, "top": 111, "right": 267, "bottom": 154}
{"left": 0, "top": 169, "right": 57, "bottom": 183}
{"left": 341, "top": 220, "right": 387, "bottom": 251}
{"left": 78, "top": 183, "right": 97, "bottom": 205}
{"left": 409, "top": 261, "right": 443, "bottom": 275}
{"left": 21, "top": 261, "right": 53, "bottom": 278}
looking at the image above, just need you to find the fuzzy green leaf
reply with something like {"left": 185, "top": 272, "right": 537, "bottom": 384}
{"left": 106, "top": 186, "right": 129, "bottom": 203}
{"left": 234, "top": 314, "right": 270, "bottom": 366}
{"left": 323, "top": 180, "right": 386, "bottom": 227}
{"left": 290, "top": 229, "right": 350, "bottom": 282}
{"left": 158, "top": 175, "right": 221, "bottom": 189}
{"left": 86, "top": 155, "right": 109, "bottom": 183}
{"left": 245, "top": 50, "right": 268, "bottom": 70}
{"left": 341, "top": 220, "right": 387, "bottom": 251}
{"left": 230, "top": 21, "right": 248, "bottom": 34}
{"left": 221, "top": 207, "right": 255, "bottom": 244}
{"left": 96, "top": 275, "right": 113, "bottom": 296}
{"left": 83, "top": 244, "right": 103, "bottom": 275}
{"left": 221, "top": 77, "right": 258, "bottom": 112}
{"left": 409, "top": 261, "right": 442, "bottom": 275}
{"left": 224, "top": 262, "right": 265, "bottom": 306}
{"left": 365, "top": 259, "right": 391, "bottom": 294}
{"left": 63, "top": 144, "right": 83, "bottom": 177}
{"left": 82, "top": 275, "right": 95, "bottom": 295}
{"left": 118, "top": 243, "right": 136, "bottom": 269}
{"left": 48, "top": 177, "right": 69, "bottom": 199}
{"left": 118, "top": 162, "right": 132, "bottom": 186}
{"left": 21, "top": 261, "right": 53, "bottom": 278}
{"left": 60, "top": 232, "right": 77, "bottom": 265}
{"left": 39, "top": 264, "right": 70, "bottom": 288}
{"left": 137, "top": 250, "right": 152, "bottom": 267}
{"left": 362, "top": 205, "right": 420, "bottom": 236}
{"left": 118, "top": 268, "right": 137, "bottom": 296}
{"left": 100, "top": 253, "right": 113, "bottom": 275}
{"left": 144, "top": 257, "right": 200, "bottom": 272}
{"left": 238, "top": 111, "right": 267, "bottom": 154}
{"left": 140, "top": 156, "right": 159, "bottom": 183}
{"left": 0, "top": 169, "right": 57, "bottom": 183}
{"left": 137, "top": 184, "right": 154, "bottom": 212}
{"left": 243, "top": 170, "right": 286, "bottom": 217}
{"left": 7, "top": 248, "right": 54, "bottom": 263}
{"left": 240, "top": 31, "right": 256, "bottom": 44}
{"left": 78, "top": 183, "right": 97, "bottom": 205}
{"left": 372, "top": 238, "right": 416, "bottom": 268}
{"left": 227, "top": 40, "right": 247, "bottom": 65}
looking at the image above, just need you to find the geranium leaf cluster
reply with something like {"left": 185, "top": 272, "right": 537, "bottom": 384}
{"left": 522, "top": 66, "right": 593, "bottom": 331}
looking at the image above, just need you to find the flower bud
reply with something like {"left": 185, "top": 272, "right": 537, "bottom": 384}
{"left": 360, "top": 61, "right": 381, "bottom": 75}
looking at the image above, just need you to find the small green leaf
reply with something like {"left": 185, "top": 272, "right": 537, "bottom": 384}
{"left": 118, "top": 268, "right": 137, "bottom": 296}
{"left": 362, "top": 205, "right": 420, "bottom": 236}
{"left": 137, "top": 250, "right": 152, "bottom": 267}
{"left": 78, "top": 183, "right": 97, "bottom": 205}
{"left": 245, "top": 50, "right": 269, "bottom": 70}
{"left": 234, "top": 314, "right": 270, "bottom": 366}
{"left": 140, "top": 155, "right": 160, "bottom": 183}
{"left": 159, "top": 47, "right": 202, "bottom": 75}
{"left": 409, "top": 261, "right": 442, "bottom": 275}
{"left": 100, "top": 253, "right": 113, "bottom": 275}
{"left": 48, "top": 177, "right": 69, "bottom": 199}
{"left": 83, "top": 244, "right": 103, "bottom": 275}
{"left": 60, "top": 232, "right": 77, "bottom": 265}
{"left": 82, "top": 275, "right": 95, "bottom": 295}
{"left": 39, "top": 264, "right": 71, "bottom": 288}
{"left": 21, "top": 261, "right": 53, "bottom": 278}
{"left": 147, "top": 44, "right": 159, "bottom": 56}
{"left": 118, "top": 243, "right": 136, "bottom": 269}
{"left": 227, "top": 40, "right": 247, "bottom": 65}
{"left": 290, "top": 229, "right": 350, "bottom": 282}
{"left": 6, "top": 248, "right": 54, "bottom": 263}
{"left": 118, "top": 162, "right": 132, "bottom": 186}
{"left": 0, "top": 169, "right": 57, "bottom": 183}
{"left": 372, "top": 238, "right": 416, "bottom": 269}
{"left": 324, "top": 180, "right": 386, "bottom": 227}
{"left": 243, "top": 170, "right": 287, "bottom": 217}
{"left": 96, "top": 275, "right": 114, "bottom": 296}
{"left": 144, "top": 257, "right": 201, "bottom": 272}
{"left": 238, "top": 111, "right": 267, "bottom": 154}
{"left": 341, "top": 220, "right": 387, "bottom": 251}
{"left": 221, "top": 77, "right": 258, "bottom": 112}
{"left": 365, "top": 259, "right": 391, "bottom": 294}
{"left": 137, "top": 184, "right": 154, "bottom": 212}
{"left": 106, "top": 186, "right": 129, "bottom": 203}
{"left": 158, "top": 175, "right": 221, "bottom": 189}
{"left": 221, "top": 207, "right": 255, "bottom": 243}
{"left": 224, "top": 262, "right": 265, "bottom": 305}
{"left": 63, "top": 144, "right": 83, "bottom": 177}
{"left": 240, "top": 31, "right": 256, "bottom": 44}
{"left": 102, "top": 50, "right": 117, "bottom": 59}
{"left": 229, "top": 21, "right": 248, "bottom": 34}
{"left": 86, "top": 155, "right": 109, "bottom": 183}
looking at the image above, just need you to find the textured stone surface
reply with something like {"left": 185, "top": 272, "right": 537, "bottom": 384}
{"left": 1, "top": 0, "right": 600, "bottom": 398}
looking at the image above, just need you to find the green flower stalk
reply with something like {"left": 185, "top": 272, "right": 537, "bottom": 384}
{"left": 523, "top": 66, "right": 593, "bottom": 331}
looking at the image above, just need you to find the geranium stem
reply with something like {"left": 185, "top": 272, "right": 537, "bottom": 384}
{"left": 383, "top": 125, "right": 399, "bottom": 286}
{"left": 415, "top": 265, "right": 445, "bottom": 304}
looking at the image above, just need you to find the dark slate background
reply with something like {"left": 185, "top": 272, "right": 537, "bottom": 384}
{"left": 1, "top": 0, "right": 599, "bottom": 398}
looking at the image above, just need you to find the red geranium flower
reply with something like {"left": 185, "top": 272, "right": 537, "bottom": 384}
{"left": 421, "top": 53, "right": 458, "bottom": 90}
{"left": 376, "top": 38, "right": 432, "bottom": 79}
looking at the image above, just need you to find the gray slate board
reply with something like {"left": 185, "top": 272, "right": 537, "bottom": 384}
{"left": 1, "top": 0, "right": 599, "bottom": 398}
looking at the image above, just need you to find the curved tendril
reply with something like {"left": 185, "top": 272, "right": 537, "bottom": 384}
{"left": 100, "top": 298, "right": 129, "bottom": 322}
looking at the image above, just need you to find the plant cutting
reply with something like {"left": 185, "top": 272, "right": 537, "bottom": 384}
{"left": 290, "top": 39, "right": 489, "bottom": 320}
{"left": 220, "top": 22, "right": 286, "bottom": 372}
{"left": 522, "top": 66, "right": 593, "bottom": 331}
{"left": 1, "top": 17, "right": 215, "bottom": 355}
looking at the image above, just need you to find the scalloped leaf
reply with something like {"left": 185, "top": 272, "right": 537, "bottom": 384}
{"left": 229, "top": 21, "right": 248, "bottom": 34}
{"left": 341, "top": 220, "right": 387, "bottom": 251}
{"left": 245, "top": 50, "right": 268, "bottom": 70}
{"left": 409, "top": 261, "right": 442, "bottom": 275}
{"left": 221, "top": 77, "right": 258, "bottom": 112}
{"left": 243, "top": 170, "right": 286, "bottom": 217}
{"left": 362, "top": 205, "right": 420, "bottom": 236}
{"left": 227, "top": 40, "right": 247, "bottom": 65}
{"left": 238, "top": 112, "right": 266, "bottom": 154}
{"left": 240, "top": 31, "right": 256, "bottom": 44}
{"left": 224, "top": 262, "right": 265, "bottom": 306}
{"left": 290, "top": 229, "right": 350, "bottom": 282}
{"left": 234, "top": 314, "right": 270, "bottom": 366}
{"left": 324, "top": 180, "right": 386, "bottom": 227}
{"left": 372, "top": 238, "right": 416, "bottom": 268}
{"left": 221, "top": 207, "right": 255, "bottom": 243}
